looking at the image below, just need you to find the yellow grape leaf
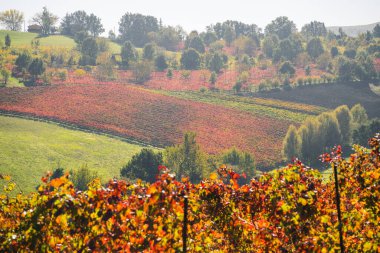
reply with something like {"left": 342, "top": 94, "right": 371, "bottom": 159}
{"left": 210, "top": 173, "right": 218, "bottom": 180}
{"left": 298, "top": 198, "right": 307, "bottom": 206}
{"left": 363, "top": 241, "right": 372, "bottom": 251}
{"left": 321, "top": 215, "right": 330, "bottom": 224}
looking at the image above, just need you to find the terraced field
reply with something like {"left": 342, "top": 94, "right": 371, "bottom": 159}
{"left": 0, "top": 84, "right": 306, "bottom": 166}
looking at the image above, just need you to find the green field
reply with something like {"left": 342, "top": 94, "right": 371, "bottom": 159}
{"left": 0, "top": 30, "right": 77, "bottom": 49}
{"left": 0, "top": 115, "right": 151, "bottom": 193}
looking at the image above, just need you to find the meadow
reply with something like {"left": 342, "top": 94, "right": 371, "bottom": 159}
{"left": 0, "top": 115, "right": 148, "bottom": 193}
{"left": 0, "top": 30, "right": 76, "bottom": 49}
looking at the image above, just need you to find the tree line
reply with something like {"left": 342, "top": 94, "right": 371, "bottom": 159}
{"left": 282, "top": 104, "right": 378, "bottom": 165}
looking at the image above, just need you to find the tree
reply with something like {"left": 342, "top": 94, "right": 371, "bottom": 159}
{"left": 79, "top": 37, "right": 98, "bottom": 66}
{"left": 262, "top": 35, "right": 278, "bottom": 58}
{"left": 1, "top": 69, "right": 10, "bottom": 85}
{"left": 317, "top": 112, "right": 342, "bottom": 150}
{"left": 155, "top": 54, "right": 168, "bottom": 71}
{"left": 301, "top": 21, "right": 327, "bottom": 39}
{"left": 180, "top": 49, "right": 201, "bottom": 70}
{"left": 86, "top": 13, "right": 105, "bottom": 37}
{"left": 351, "top": 104, "right": 368, "bottom": 126}
{"left": 120, "top": 41, "right": 137, "bottom": 68}
{"left": 373, "top": 24, "right": 380, "bottom": 38}
{"left": 32, "top": 7, "right": 58, "bottom": 35}
{"left": 164, "top": 132, "right": 208, "bottom": 183}
{"left": 131, "top": 60, "right": 153, "bottom": 84}
{"left": 188, "top": 36, "right": 205, "bottom": 53}
{"left": 60, "top": 11, "right": 87, "bottom": 36}
{"left": 15, "top": 52, "right": 31, "bottom": 72}
{"left": 120, "top": 149, "right": 163, "bottom": 183}
{"left": 307, "top": 38, "right": 324, "bottom": 59}
{"left": 265, "top": 16, "right": 297, "bottom": 40}
{"left": 0, "top": 9, "right": 24, "bottom": 31}
{"left": 298, "top": 118, "right": 320, "bottom": 164}
{"left": 279, "top": 61, "right": 295, "bottom": 76}
{"left": 154, "top": 26, "right": 182, "bottom": 51}
{"left": 207, "top": 52, "right": 224, "bottom": 73}
{"left": 335, "top": 56, "right": 356, "bottom": 81}
{"left": 234, "top": 36, "right": 257, "bottom": 56}
{"left": 282, "top": 125, "right": 301, "bottom": 161}
{"left": 331, "top": 46, "right": 339, "bottom": 58}
{"left": 333, "top": 105, "right": 353, "bottom": 146}
{"left": 5, "top": 34, "right": 11, "bottom": 48}
{"left": 201, "top": 31, "right": 218, "bottom": 46}
{"left": 95, "top": 52, "right": 116, "bottom": 81}
{"left": 28, "top": 58, "right": 45, "bottom": 80}
{"left": 352, "top": 118, "right": 380, "bottom": 146}
{"left": 119, "top": 13, "right": 159, "bottom": 47}
{"left": 223, "top": 25, "right": 236, "bottom": 46}
{"left": 209, "top": 71, "right": 217, "bottom": 85}
{"left": 143, "top": 43, "right": 156, "bottom": 60}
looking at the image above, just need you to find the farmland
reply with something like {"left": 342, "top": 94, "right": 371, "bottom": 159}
{"left": 0, "top": 84, "right": 303, "bottom": 167}
{"left": 0, "top": 115, "right": 148, "bottom": 193}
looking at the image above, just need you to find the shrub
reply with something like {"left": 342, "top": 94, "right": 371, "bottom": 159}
{"left": 74, "top": 69, "right": 86, "bottom": 78}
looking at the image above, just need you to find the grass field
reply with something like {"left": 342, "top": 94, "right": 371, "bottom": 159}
{"left": 0, "top": 30, "right": 77, "bottom": 49}
{"left": 0, "top": 115, "right": 149, "bottom": 193}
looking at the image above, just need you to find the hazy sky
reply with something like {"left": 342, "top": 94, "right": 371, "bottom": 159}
{"left": 1, "top": 0, "right": 379, "bottom": 34}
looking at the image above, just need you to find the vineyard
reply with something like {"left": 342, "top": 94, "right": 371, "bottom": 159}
{"left": 0, "top": 84, "right": 298, "bottom": 166}
{"left": 1, "top": 135, "right": 379, "bottom": 252}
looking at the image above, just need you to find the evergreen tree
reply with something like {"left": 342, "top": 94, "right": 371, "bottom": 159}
{"left": 164, "top": 132, "right": 208, "bottom": 183}
{"left": 120, "top": 149, "right": 163, "bottom": 183}
{"left": 4, "top": 34, "right": 11, "bottom": 48}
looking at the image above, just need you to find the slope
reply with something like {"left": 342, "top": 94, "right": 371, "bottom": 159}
{"left": 0, "top": 115, "right": 148, "bottom": 193}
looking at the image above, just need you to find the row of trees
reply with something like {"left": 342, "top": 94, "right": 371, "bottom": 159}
{"left": 120, "top": 132, "right": 256, "bottom": 184}
{"left": 282, "top": 104, "right": 370, "bottom": 165}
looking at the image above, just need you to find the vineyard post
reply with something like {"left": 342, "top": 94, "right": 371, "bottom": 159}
{"left": 333, "top": 162, "right": 345, "bottom": 253}
{"left": 183, "top": 195, "right": 188, "bottom": 253}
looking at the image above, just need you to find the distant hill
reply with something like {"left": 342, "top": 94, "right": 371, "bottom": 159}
{"left": 327, "top": 22, "right": 380, "bottom": 37}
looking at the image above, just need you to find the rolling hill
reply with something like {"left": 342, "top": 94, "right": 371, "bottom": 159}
{"left": 0, "top": 30, "right": 77, "bottom": 48}
{"left": 327, "top": 22, "right": 380, "bottom": 37}
{"left": 0, "top": 83, "right": 309, "bottom": 167}
{"left": 0, "top": 115, "right": 149, "bottom": 193}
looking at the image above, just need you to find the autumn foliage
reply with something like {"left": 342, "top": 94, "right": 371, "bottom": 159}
{"left": 1, "top": 135, "right": 379, "bottom": 252}
{"left": 0, "top": 84, "right": 291, "bottom": 166}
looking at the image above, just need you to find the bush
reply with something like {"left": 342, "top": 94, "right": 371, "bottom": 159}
{"left": 279, "top": 61, "right": 295, "bottom": 76}
{"left": 74, "top": 69, "right": 86, "bottom": 78}
{"left": 120, "top": 149, "right": 163, "bottom": 183}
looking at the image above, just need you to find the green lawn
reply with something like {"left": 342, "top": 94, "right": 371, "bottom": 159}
{"left": 0, "top": 30, "right": 76, "bottom": 49}
{"left": 0, "top": 115, "right": 151, "bottom": 193}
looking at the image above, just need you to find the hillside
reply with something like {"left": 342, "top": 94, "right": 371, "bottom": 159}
{"left": 255, "top": 82, "right": 380, "bottom": 118}
{"left": 0, "top": 30, "right": 77, "bottom": 48}
{"left": 327, "top": 22, "right": 380, "bottom": 37}
{"left": 0, "top": 84, "right": 310, "bottom": 167}
{"left": 0, "top": 115, "right": 148, "bottom": 193}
